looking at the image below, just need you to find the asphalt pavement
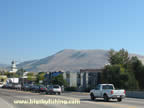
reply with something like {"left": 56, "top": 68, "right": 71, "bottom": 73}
{"left": 0, "top": 88, "right": 144, "bottom": 108}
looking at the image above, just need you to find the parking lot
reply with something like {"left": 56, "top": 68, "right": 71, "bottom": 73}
{"left": 0, "top": 88, "right": 144, "bottom": 108}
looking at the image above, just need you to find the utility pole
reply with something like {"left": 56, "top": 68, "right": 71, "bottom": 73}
{"left": 49, "top": 72, "right": 52, "bottom": 85}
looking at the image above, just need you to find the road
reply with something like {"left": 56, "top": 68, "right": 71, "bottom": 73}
{"left": 0, "top": 88, "right": 144, "bottom": 108}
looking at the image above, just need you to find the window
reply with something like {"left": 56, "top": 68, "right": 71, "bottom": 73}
{"left": 102, "top": 85, "right": 114, "bottom": 90}
{"left": 66, "top": 73, "right": 70, "bottom": 78}
{"left": 95, "top": 84, "right": 100, "bottom": 90}
{"left": 77, "top": 74, "right": 80, "bottom": 78}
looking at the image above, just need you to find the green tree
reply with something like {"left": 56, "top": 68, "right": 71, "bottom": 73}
{"left": 4, "top": 72, "right": 11, "bottom": 78}
{"left": 108, "top": 48, "right": 129, "bottom": 66}
{"left": 101, "top": 48, "right": 139, "bottom": 90}
{"left": 36, "top": 72, "right": 46, "bottom": 84}
{"left": 4, "top": 72, "right": 19, "bottom": 78}
{"left": 27, "top": 72, "right": 36, "bottom": 82}
{"left": 16, "top": 68, "right": 26, "bottom": 77}
{"left": 130, "top": 56, "right": 144, "bottom": 89}
{"left": 101, "top": 64, "right": 129, "bottom": 89}
{"left": 51, "top": 74, "right": 67, "bottom": 86}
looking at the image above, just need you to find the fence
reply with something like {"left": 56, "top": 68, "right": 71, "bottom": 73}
{"left": 126, "top": 91, "right": 144, "bottom": 99}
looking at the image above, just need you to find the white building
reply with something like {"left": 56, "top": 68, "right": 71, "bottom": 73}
{"left": 22, "top": 72, "right": 29, "bottom": 78}
{"left": 7, "top": 61, "right": 19, "bottom": 84}
{"left": 9, "top": 61, "right": 18, "bottom": 73}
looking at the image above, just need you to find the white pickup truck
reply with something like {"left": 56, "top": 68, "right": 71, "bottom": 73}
{"left": 90, "top": 84, "right": 126, "bottom": 102}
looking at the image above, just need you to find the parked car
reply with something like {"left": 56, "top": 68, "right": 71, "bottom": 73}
{"left": 32, "top": 85, "right": 40, "bottom": 92}
{"left": 28, "top": 84, "right": 35, "bottom": 91}
{"left": 0, "top": 82, "right": 4, "bottom": 88}
{"left": 2, "top": 83, "right": 21, "bottom": 89}
{"left": 2, "top": 84, "right": 8, "bottom": 89}
{"left": 11, "top": 83, "right": 21, "bottom": 89}
{"left": 90, "top": 84, "right": 126, "bottom": 102}
{"left": 14, "top": 84, "right": 22, "bottom": 90}
{"left": 46, "top": 85, "right": 62, "bottom": 95}
{"left": 30, "top": 85, "right": 36, "bottom": 91}
{"left": 38, "top": 85, "right": 47, "bottom": 92}
{"left": 22, "top": 84, "right": 31, "bottom": 91}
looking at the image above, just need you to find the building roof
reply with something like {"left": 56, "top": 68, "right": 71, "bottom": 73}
{"left": 80, "top": 69, "right": 103, "bottom": 73}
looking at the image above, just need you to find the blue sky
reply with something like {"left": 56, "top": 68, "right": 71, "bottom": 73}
{"left": 0, "top": 0, "right": 144, "bottom": 64}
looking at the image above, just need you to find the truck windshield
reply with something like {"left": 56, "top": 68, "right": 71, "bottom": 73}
{"left": 102, "top": 85, "right": 114, "bottom": 89}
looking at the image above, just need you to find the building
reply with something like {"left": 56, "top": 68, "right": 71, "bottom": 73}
{"left": 19, "top": 71, "right": 30, "bottom": 84}
{"left": 43, "top": 71, "right": 78, "bottom": 87}
{"left": 22, "top": 72, "right": 29, "bottom": 79}
{"left": 9, "top": 61, "right": 18, "bottom": 73}
{"left": 62, "top": 69, "right": 103, "bottom": 91}
{"left": 79, "top": 69, "right": 103, "bottom": 91}
{"left": 6, "top": 61, "right": 19, "bottom": 84}
{"left": 63, "top": 71, "right": 77, "bottom": 87}
{"left": 43, "top": 69, "right": 102, "bottom": 91}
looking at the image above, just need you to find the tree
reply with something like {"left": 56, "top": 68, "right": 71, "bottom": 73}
{"left": 27, "top": 72, "right": 36, "bottom": 83}
{"left": 51, "top": 74, "right": 67, "bottom": 86}
{"left": 36, "top": 72, "right": 46, "bottom": 84}
{"left": 129, "top": 56, "right": 144, "bottom": 89}
{"left": 0, "top": 70, "right": 7, "bottom": 75}
{"left": 4, "top": 72, "right": 19, "bottom": 78}
{"left": 108, "top": 48, "right": 129, "bottom": 66}
{"left": 101, "top": 64, "right": 129, "bottom": 89}
{"left": 16, "top": 68, "right": 26, "bottom": 77}
{"left": 101, "top": 49, "right": 139, "bottom": 90}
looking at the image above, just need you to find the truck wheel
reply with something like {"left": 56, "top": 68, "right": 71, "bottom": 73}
{"left": 58, "top": 92, "right": 61, "bottom": 95}
{"left": 104, "top": 95, "right": 109, "bottom": 102}
{"left": 90, "top": 93, "right": 95, "bottom": 100}
{"left": 117, "top": 98, "right": 122, "bottom": 102}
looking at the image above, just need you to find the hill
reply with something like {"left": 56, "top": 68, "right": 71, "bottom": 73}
{"left": 17, "top": 49, "right": 144, "bottom": 72}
